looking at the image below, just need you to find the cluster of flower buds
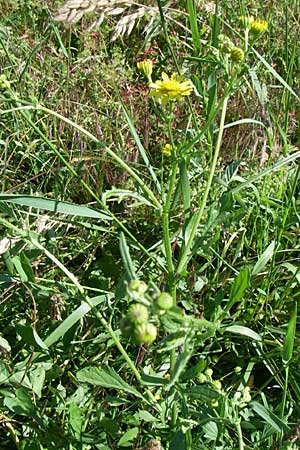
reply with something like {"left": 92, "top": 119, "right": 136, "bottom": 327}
{"left": 120, "top": 280, "right": 174, "bottom": 345}
{"left": 218, "top": 34, "right": 245, "bottom": 64}
{"left": 239, "top": 15, "right": 268, "bottom": 35}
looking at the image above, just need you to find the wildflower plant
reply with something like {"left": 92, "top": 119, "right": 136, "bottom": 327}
{"left": 0, "top": 2, "right": 299, "bottom": 450}
{"left": 149, "top": 72, "right": 193, "bottom": 105}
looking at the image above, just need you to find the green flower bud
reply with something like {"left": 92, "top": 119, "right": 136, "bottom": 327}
{"left": 242, "top": 386, "right": 251, "bottom": 403}
{"left": 197, "top": 373, "right": 207, "bottom": 384}
{"left": 128, "top": 279, "right": 148, "bottom": 300}
{"left": 230, "top": 46, "right": 245, "bottom": 63}
{"left": 205, "top": 368, "right": 213, "bottom": 378}
{"left": 156, "top": 292, "right": 173, "bottom": 310}
{"left": 211, "top": 380, "right": 222, "bottom": 391}
{"left": 234, "top": 366, "right": 242, "bottom": 374}
{"left": 137, "top": 59, "right": 153, "bottom": 82}
{"left": 127, "top": 303, "right": 149, "bottom": 325}
{"left": 134, "top": 323, "right": 157, "bottom": 344}
{"left": 120, "top": 317, "right": 134, "bottom": 338}
{"left": 218, "top": 34, "right": 234, "bottom": 53}
{"left": 239, "top": 15, "right": 254, "bottom": 29}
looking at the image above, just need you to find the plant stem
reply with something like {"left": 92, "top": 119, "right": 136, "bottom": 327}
{"left": 236, "top": 419, "right": 245, "bottom": 450}
{"left": 176, "top": 95, "right": 229, "bottom": 276}
{"left": 82, "top": 298, "right": 161, "bottom": 410}
{"left": 161, "top": 115, "right": 179, "bottom": 299}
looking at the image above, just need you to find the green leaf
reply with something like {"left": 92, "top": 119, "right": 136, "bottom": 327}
{"left": 252, "top": 241, "right": 276, "bottom": 276}
{"left": 117, "top": 93, "right": 161, "bottom": 195}
{"left": 119, "top": 232, "right": 137, "bottom": 280}
{"left": 137, "top": 410, "right": 158, "bottom": 422}
{"left": 117, "top": 427, "right": 139, "bottom": 447}
{"left": 99, "top": 418, "right": 120, "bottom": 437}
{"left": 29, "top": 366, "right": 46, "bottom": 398}
{"left": 76, "top": 366, "right": 144, "bottom": 400}
{"left": 203, "top": 420, "right": 219, "bottom": 441}
{"left": 69, "top": 403, "right": 83, "bottom": 435}
{"left": 170, "top": 430, "right": 187, "bottom": 450}
{"left": 187, "top": 385, "right": 221, "bottom": 402}
{"left": 282, "top": 302, "right": 297, "bottom": 365}
{"left": 0, "top": 361, "right": 11, "bottom": 383}
{"left": 230, "top": 150, "right": 300, "bottom": 195}
{"left": 0, "top": 336, "right": 11, "bottom": 353}
{"left": 0, "top": 194, "right": 112, "bottom": 221}
{"left": 224, "top": 325, "right": 262, "bottom": 342}
{"left": 253, "top": 49, "right": 299, "bottom": 100}
{"left": 4, "top": 388, "right": 35, "bottom": 416}
{"left": 187, "top": 0, "right": 201, "bottom": 53}
{"left": 44, "top": 295, "right": 108, "bottom": 347}
{"left": 250, "top": 401, "right": 289, "bottom": 433}
{"left": 225, "top": 267, "right": 250, "bottom": 312}
{"left": 11, "top": 252, "right": 35, "bottom": 282}
{"left": 16, "top": 324, "right": 48, "bottom": 352}
{"left": 141, "top": 372, "right": 168, "bottom": 387}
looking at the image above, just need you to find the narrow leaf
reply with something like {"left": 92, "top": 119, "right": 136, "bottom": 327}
{"left": 252, "top": 241, "right": 276, "bottom": 276}
{"left": 224, "top": 325, "right": 262, "bottom": 342}
{"left": 253, "top": 49, "right": 299, "bottom": 100}
{"left": 0, "top": 194, "right": 112, "bottom": 221}
{"left": 250, "top": 401, "right": 289, "bottom": 432}
{"left": 118, "top": 93, "right": 161, "bottom": 194}
{"left": 282, "top": 302, "right": 297, "bottom": 365}
{"left": 226, "top": 267, "right": 250, "bottom": 312}
{"left": 76, "top": 366, "right": 144, "bottom": 400}
{"left": 119, "top": 232, "right": 137, "bottom": 280}
{"left": 44, "top": 295, "right": 108, "bottom": 347}
{"left": 187, "top": 0, "right": 201, "bottom": 53}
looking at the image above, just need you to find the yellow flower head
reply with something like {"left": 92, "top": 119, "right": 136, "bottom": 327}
{"left": 162, "top": 143, "right": 173, "bottom": 157}
{"left": 149, "top": 72, "right": 192, "bottom": 105}
{"left": 137, "top": 59, "right": 153, "bottom": 81}
{"left": 250, "top": 18, "right": 268, "bottom": 35}
{"left": 239, "top": 15, "right": 254, "bottom": 28}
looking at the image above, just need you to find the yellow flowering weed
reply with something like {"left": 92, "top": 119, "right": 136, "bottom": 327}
{"left": 250, "top": 18, "right": 268, "bottom": 34}
{"left": 137, "top": 59, "right": 153, "bottom": 82}
{"left": 162, "top": 143, "right": 173, "bottom": 157}
{"left": 149, "top": 72, "right": 192, "bottom": 105}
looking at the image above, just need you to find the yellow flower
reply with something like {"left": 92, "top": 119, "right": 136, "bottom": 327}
{"left": 239, "top": 15, "right": 254, "bottom": 28}
{"left": 250, "top": 18, "right": 268, "bottom": 34}
{"left": 162, "top": 143, "right": 173, "bottom": 157}
{"left": 149, "top": 72, "right": 192, "bottom": 105}
{"left": 137, "top": 59, "right": 153, "bottom": 81}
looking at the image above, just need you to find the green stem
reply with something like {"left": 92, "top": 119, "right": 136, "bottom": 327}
{"left": 236, "top": 419, "right": 245, "bottom": 450}
{"left": 162, "top": 164, "right": 177, "bottom": 291}
{"left": 162, "top": 117, "right": 178, "bottom": 299}
{"left": 156, "top": 0, "right": 200, "bottom": 134}
{"left": 176, "top": 95, "right": 229, "bottom": 276}
{"left": 280, "top": 366, "right": 289, "bottom": 418}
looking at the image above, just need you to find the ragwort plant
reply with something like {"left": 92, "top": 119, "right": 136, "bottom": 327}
{"left": 0, "top": 1, "right": 300, "bottom": 449}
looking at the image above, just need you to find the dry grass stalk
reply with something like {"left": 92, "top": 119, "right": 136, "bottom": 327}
{"left": 54, "top": 0, "right": 161, "bottom": 40}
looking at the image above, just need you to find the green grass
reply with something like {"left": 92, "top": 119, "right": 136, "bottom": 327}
{"left": 0, "top": 1, "right": 299, "bottom": 449}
